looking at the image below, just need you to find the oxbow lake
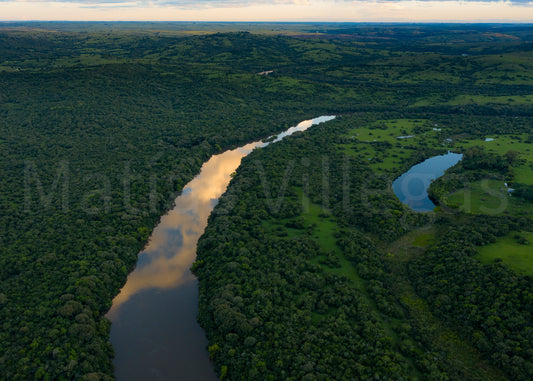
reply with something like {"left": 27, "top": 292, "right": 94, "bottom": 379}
{"left": 392, "top": 152, "right": 463, "bottom": 212}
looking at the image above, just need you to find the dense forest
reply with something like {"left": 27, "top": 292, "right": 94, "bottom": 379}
{"left": 0, "top": 23, "right": 532, "bottom": 380}
{"left": 195, "top": 113, "right": 533, "bottom": 380}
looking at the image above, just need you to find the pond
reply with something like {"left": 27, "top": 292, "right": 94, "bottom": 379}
{"left": 392, "top": 152, "right": 463, "bottom": 212}
{"left": 106, "top": 115, "right": 335, "bottom": 381}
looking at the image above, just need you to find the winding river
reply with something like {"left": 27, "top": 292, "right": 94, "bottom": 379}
{"left": 107, "top": 115, "right": 335, "bottom": 381}
{"left": 392, "top": 151, "right": 463, "bottom": 212}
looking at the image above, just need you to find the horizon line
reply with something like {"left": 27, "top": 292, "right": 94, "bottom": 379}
{"left": 1, "top": 20, "right": 533, "bottom": 24}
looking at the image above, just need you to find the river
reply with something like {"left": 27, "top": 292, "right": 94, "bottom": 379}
{"left": 107, "top": 115, "right": 335, "bottom": 381}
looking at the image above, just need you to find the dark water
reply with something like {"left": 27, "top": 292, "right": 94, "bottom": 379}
{"left": 107, "top": 116, "right": 335, "bottom": 381}
{"left": 392, "top": 152, "right": 463, "bottom": 212}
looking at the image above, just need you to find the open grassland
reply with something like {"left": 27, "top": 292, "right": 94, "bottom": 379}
{"left": 338, "top": 118, "right": 445, "bottom": 173}
{"left": 475, "top": 232, "right": 533, "bottom": 276}
{"left": 302, "top": 200, "right": 365, "bottom": 286}
{"left": 455, "top": 134, "right": 533, "bottom": 184}
{"left": 445, "top": 179, "right": 533, "bottom": 217}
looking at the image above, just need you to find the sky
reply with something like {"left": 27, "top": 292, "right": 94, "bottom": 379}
{"left": 0, "top": 0, "right": 532, "bottom": 22}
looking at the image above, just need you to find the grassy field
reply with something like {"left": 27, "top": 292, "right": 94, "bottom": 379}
{"left": 445, "top": 179, "right": 533, "bottom": 217}
{"left": 475, "top": 232, "right": 533, "bottom": 276}
{"left": 455, "top": 133, "right": 533, "bottom": 184}
{"left": 446, "top": 179, "right": 512, "bottom": 214}
{"left": 338, "top": 118, "right": 445, "bottom": 173}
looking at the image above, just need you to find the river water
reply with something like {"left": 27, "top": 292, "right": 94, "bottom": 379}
{"left": 392, "top": 151, "right": 463, "bottom": 212}
{"left": 107, "top": 115, "right": 335, "bottom": 381}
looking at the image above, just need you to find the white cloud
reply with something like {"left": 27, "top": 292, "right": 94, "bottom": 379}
{"left": 0, "top": 0, "right": 531, "bottom": 21}
{"left": 4, "top": 0, "right": 532, "bottom": 4}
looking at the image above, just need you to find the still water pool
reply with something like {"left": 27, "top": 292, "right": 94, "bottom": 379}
{"left": 392, "top": 152, "right": 463, "bottom": 212}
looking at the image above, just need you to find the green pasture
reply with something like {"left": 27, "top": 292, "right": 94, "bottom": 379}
{"left": 412, "top": 232, "right": 436, "bottom": 248}
{"left": 339, "top": 118, "right": 443, "bottom": 173}
{"left": 398, "top": 69, "right": 462, "bottom": 84}
{"left": 455, "top": 133, "right": 533, "bottom": 184}
{"left": 475, "top": 232, "right": 533, "bottom": 276}
{"left": 446, "top": 179, "right": 510, "bottom": 214}
{"left": 445, "top": 179, "right": 533, "bottom": 217}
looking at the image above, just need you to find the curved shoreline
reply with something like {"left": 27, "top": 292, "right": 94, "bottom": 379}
{"left": 107, "top": 116, "right": 335, "bottom": 380}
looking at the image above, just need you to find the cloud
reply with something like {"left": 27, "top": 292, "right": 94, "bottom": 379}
{"left": 80, "top": 1, "right": 138, "bottom": 7}
{"left": 6, "top": 0, "right": 258, "bottom": 6}
{"left": 0, "top": 0, "right": 531, "bottom": 22}
{"left": 10, "top": 0, "right": 307, "bottom": 12}
{"left": 3, "top": 0, "right": 532, "bottom": 8}
{"left": 371, "top": 0, "right": 532, "bottom": 4}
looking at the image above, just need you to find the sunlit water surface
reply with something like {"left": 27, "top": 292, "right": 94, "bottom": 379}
{"left": 107, "top": 115, "right": 335, "bottom": 381}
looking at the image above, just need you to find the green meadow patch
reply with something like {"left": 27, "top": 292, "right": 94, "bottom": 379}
{"left": 338, "top": 118, "right": 444, "bottom": 173}
{"left": 445, "top": 179, "right": 533, "bottom": 217}
{"left": 446, "top": 179, "right": 510, "bottom": 214}
{"left": 455, "top": 133, "right": 533, "bottom": 185}
{"left": 475, "top": 232, "right": 533, "bottom": 276}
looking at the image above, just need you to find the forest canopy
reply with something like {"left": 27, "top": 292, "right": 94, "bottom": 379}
{"left": 0, "top": 23, "right": 532, "bottom": 380}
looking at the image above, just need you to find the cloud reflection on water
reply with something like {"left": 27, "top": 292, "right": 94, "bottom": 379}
{"left": 107, "top": 116, "right": 334, "bottom": 320}
{"left": 107, "top": 146, "right": 259, "bottom": 318}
